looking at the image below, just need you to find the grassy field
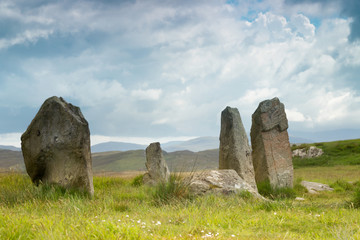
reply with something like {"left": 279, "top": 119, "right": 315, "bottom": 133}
{"left": 1, "top": 139, "right": 360, "bottom": 239}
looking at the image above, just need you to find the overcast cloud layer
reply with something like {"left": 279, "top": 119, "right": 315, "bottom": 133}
{"left": 0, "top": 0, "right": 360, "bottom": 147}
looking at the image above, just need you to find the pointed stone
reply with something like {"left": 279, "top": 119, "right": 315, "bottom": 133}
{"left": 21, "top": 96, "right": 94, "bottom": 196}
{"left": 219, "top": 106, "right": 257, "bottom": 191}
{"left": 250, "top": 97, "right": 293, "bottom": 188}
{"left": 143, "top": 142, "right": 170, "bottom": 185}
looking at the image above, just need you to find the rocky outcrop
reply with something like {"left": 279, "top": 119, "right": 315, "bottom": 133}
{"left": 21, "top": 96, "right": 94, "bottom": 196}
{"left": 219, "top": 107, "right": 257, "bottom": 190}
{"left": 188, "top": 169, "right": 263, "bottom": 199}
{"left": 292, "top": 146, "right": 324, "bottom": 158}
{"left": 301, "top": 181, "right": 334, "bottom": 194}
{"left": 143, "top": 142, "right": 170, "bottom": 185}
{"left": 250, "top": 97, "right": 294, "bottom": 188}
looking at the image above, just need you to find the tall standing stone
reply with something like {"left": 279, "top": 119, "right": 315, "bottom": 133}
{"left": 143, "top": 142, "right": 170, "bottom": 185}
{"left": 219, "top": 107, "right": 257, "bottom": 191}
{"left": 21, "top": 96, "right": 94, "bottom": 196}
{"left": 250, "top": 97, "right": 293, "bottom": 188}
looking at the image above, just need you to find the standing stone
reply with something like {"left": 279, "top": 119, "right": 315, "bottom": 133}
{"left": 21, "top": 96, "right": 94, "bottom": 196}
{"left": 250, "top": 97, "right": 293, "bottom": 188}
{"left": 219, "top": 107, "right": 257, "bottom": 191}
{"left": 143, "top": 142, "right": 170, "bottom": 185}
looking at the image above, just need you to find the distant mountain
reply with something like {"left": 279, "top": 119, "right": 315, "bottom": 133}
{"left": 91, "top": 137, "right": 220, "bottom": 153}
{"left": 288, "top": 136, "right": 314, "bottom": 144}
{"left": 0, "top": 145, "right": 21, "bottom": 151}
{"left": 0, "top": 149, "right": 25, "bottom": 171}
{"left": 289, "top": 129, "right": 360, "bottom": 143}
{"left": 91, "top": 142, "right": 147, "bottom": 153}
{"left": 162, "top": 136, "right": 219, "bottom": 152}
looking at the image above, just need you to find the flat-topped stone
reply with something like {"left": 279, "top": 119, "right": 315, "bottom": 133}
{"left": 250, "top": 97, "right": 294, "bottom": 188}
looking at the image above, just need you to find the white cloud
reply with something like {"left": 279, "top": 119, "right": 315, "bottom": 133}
{"left": 131, "top": 89, "right": 162, "bottom": 101}
{"left": 0, "top": 29, "right": 53, "bottom": 49}
{"left": 239, "top": 88, "right": 279, "bottom": 105}
{"left": 313, "top": 90, "right": 354, "bottom": 123}
{"left": 0, "top": 0, "right": 360, "bottom": 143}
{"left": 0, "top": 133, "right": 22, "bottom": 148}
{"left": 286, "top": 109, "right": 311, "bottom": 122}
{"left": 289, "top": 14, "right": 315, "bottom": 40}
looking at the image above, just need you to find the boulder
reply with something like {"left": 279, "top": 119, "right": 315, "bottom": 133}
{"left": 292, "top": 146, "right": 324, "bottom": 158}
{"left": 21, "top": 96, "right": 94, "bottom": 195}
{"left": 188, "top": 169, "right": 263, "bottom": 199}
{"left": 219, "top": 106, "right": 257, "bottom": 190}
{"left": 292, "top": 148, "right": 307, "bottom": 158}
{"left": 250, "top": 97, "right": 294, "bottom": 188}
{"left": 301, "top": 181, "right": 334, "bottom": 194}
{"left": 143, "top": 142, "right": 170, "bottom": 185}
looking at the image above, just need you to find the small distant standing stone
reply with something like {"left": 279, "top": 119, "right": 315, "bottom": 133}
{"left": 250, "top": 97, "right": 294, "bottom": 188}
{"left": 219, "top": 106, "right": 257, "bottom": 191}
{"left": 143, "top": 142, "right": 170, "bottom": 185}
{"left": 21, "top": 96, "right": 94, "bottom": 196}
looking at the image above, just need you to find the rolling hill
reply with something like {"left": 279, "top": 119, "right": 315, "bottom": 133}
{"left": 3, "top": 137, "right": 360, "bottom": 173}
{"left": 91, "top": 142, "right": 147, "bottom": 153}
{"left": 162, "top": 136, "right": 219, "bottom": 152}
{"left": 0, "top": 148, "right": 219, "bottom": 173}
{"left": 0, "top": 149, "right": 24, "bottom": 171}
{"left": 91, "top": 136, "right": 219, "bottom": 153}
{"left": 91, "top": 149, "right": 219, "bottom": 172}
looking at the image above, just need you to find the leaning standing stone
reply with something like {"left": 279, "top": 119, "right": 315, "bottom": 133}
{"left": 21, "top": 96, "right": 94, "bottom": 196}
{"left": 143, "top": 142, "right": 170, "bottom": 185}
{"left": 219, "top": 107, "right": 257, "bottom": 191}
{"left": 250, "top": 97, "right": 293, "bottom": 188}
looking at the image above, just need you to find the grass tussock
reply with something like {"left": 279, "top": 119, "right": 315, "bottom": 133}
{"left": 257, "top": 180, "right": 296, "bottom": 200}
{"left": 352, "top": 187, "right": 360, "bottom": 208}
{"left": 152, "top": 174, "right": 192, "bottom": 205}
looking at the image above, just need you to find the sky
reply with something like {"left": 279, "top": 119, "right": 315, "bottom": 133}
{"left": 0, "top": 0, "right": 360, "bottom": 147}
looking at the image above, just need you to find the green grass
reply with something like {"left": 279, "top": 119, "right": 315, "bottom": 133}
{"left": 1, "top": 139, "right": 360, "bottom": 239}
{"left": 257, "top": 180, "right": 296, "bottom": 200}
{"left": 1, "top": 169, "right": 360, "bottom": 240}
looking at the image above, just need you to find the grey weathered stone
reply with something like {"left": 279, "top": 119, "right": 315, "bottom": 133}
{"left": 301, "top": 181, "right": 334, "bottom": 194}
{"left": 250, "top": 97, "right": 294, "bottom": 188}
{"left": 143, "top": 142, "right": 170, "bottom": 185}
{"left": 219, "top": 106, "right": 257, "bottom": 190}
{"left": 292, "top": 146, "right": 324, "bottom": 158}
{"left": 21, "top": 96, "right": 94, "bottom": 195}
{"left": 188, "top": 169, "right": 263, "bottom": 199}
